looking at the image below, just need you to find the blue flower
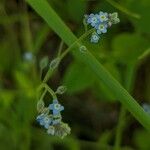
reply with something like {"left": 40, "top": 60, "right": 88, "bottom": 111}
{"left": 23, "top": 52, "right": 33, "bottom": 61}
{"left": 87, "top": 13, "right": 99, "bottom": 27}
{"left": 36, "top": 113, "right": 52, "bottom": 129}
{"left": 142, "top": 103, "right": 150, "bottom": 115}
{"left": 97, "top": 11, "right": 108, "bottom": 22}
{"left": 49, "top": 99, "right": 64, "bottom": 115}
{"left": 91, "top": 32, "right": 100, "bottom": 43}
{"left": 96, "top": 23, "right": 108, "bottom": 34}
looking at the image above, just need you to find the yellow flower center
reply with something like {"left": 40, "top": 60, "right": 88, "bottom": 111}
{"left": 99, "top": 25, "right": 104, "bottom": 30}
{"left": 100, "top": 15, "right": 105, "bottom": 20}
{"left": 54, "top": 104, "right": 60, "bottom": 110}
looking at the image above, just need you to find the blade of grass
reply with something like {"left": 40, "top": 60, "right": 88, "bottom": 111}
{"left": 26, "top": 0, "right": 150, "bottom": 131}
{"left": 21, "top": 3, "right": 34, "bottom": 52}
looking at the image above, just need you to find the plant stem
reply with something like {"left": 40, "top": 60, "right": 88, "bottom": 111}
{"left": 39, "top": 88, "right": 47, "bottom": 101}
{"left": 114, "top": 106, "right": 126, "bottom": 150}
{"left": 21, "top": 2, "right": 34, "bottom": 52}
{"left": 43, "top": 28, "right": 94, "bottom": 83}
{"left": 37, "top": 83, "right": 57, "bottom": 100}
{"left": 60, "top": 28, "right": 94, "bottom": 60}
{"left": 57, "top": 40, "right": 64, "bottom": 57}
{"left": 114, "top": 63, "right": 137, "bottom": 150}
{"left": 83, "top": 18, "right": 88, "bottom": 32}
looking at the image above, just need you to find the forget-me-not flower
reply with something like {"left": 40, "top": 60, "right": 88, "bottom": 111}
{"left": 23, "top": 52, "right": 33, "bottom": 61}
{"left": 97, "top": 11, "right": 108, "bottom": 22}
{"left": 49, "top": 99, "right": 64, "bottom": 115}
{"left": 96, "top": 23, "right": 108, "bottom": 34}
{"left": 142, "top": 103, "right": 150, "bottom": 115}
{"left": 85, "top": 11, "right": 119, "bottom": 44}
{"left": 36, "top": 113, "right": 52, "bottom": 129}
{"left": 87, "top": 14, "right": 99, "bottom": 27}
{"left": 91, "top": 32, "right": 100, "bottom": 43}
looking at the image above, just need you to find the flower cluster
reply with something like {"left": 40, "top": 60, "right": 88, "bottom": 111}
{"left": 36, "top": 99, "right": 71, "bottom": 138}
{"left": 85, "top": 11, "right": 120, "bottom": 43}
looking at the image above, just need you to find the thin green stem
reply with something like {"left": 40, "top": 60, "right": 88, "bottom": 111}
{"left": 114, "top": 64, "right": 137, "bottom": 150}
{"left": 43, "top": 68, "right": 53, "bottom": 83}
{"left": 83, "top": 18, "right": 88, "bottom": 32}
{"left": 114, "top": 106, "right": 126, "bottom": 150}
{"left": 37, "top": 83, "right": 57, "bottom": 100}
{"left": 21, "top": 3, "right": 34, "bottom": 52}
{"left": 39, "top": 88, "right": 47, "bottom": 101}
{"left": 60, "top": 28, "right": 94, "bottom": 60}
{"left": 43, "top": 28, "right": 94, "bottom": 83}
{"left": 57, "top": 40, "right": 64, "bottom": 57}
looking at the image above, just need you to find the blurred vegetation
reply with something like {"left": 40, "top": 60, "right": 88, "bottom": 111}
{"left": 0, "top": 0, "right": 150, "bottom": 150}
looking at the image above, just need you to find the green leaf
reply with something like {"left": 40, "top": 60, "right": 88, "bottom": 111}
{"left": 112, "top": 33, "right": 149, "bottom": 64}
{"left": 63, "top": 61, "right": 95, "bottom": 94}
{"left": 0, "top": 90, "right": 14, "bottom": 107}
{"left": 122, "top": 0, "right": 150, "bottom": 33}
{"left": 133, "top": 130, "right": 150, "bottom": 150}
{"left": 14, "top": 71, "right": 33, "bottom": 89}
{"left": 14, "top": 71, "right": 35, "bottom": 98}
{"left": 105, "top": 0, "right": 140, "bottom": 19}
{"left": 98, "top": 131, "right": 112, "bottom": 146}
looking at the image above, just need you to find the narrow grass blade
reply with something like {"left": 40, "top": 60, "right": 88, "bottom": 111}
{"left": 26, "top": 0, "right": 150, "bottom": 131}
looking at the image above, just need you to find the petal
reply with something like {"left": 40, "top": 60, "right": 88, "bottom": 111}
{"left": 97, "top": 30, "right": 101, "bottom": 34}
{"left": 104, "top": 12, "right": 108, "bottom": 17}
{"left": 87, "top": 18, "right": 91, "bottom": 23}
{"left": 102, "top": 28, "right": 107, "bottom": 33}
{"left": 44, "top": 124, "right": 49, "bottom": 129}
{"left": 53, "top": 99, "right": 58, "bottom": 104}
{"left": 89, "top": 13, "right": 94, "bottom": 17}
{"left": 105, "top": 23, "right": 108, "bottom": 28}
{"left": 40, "top": 120, "right": 45, "bottom": 126}
{"left": 99, "top": 11, "right": 103, "bottom": 15}
{"left": 91, "top": 22, "right": 95, "bottom": 27}
{"left": 60, "top": 106, "right": 64, "bottom": 111}
{"left": 53, "top": 109, "right": 59, "bottom": 115}
{"left": 49, "top": 104, "right": 54, "bottom": 110}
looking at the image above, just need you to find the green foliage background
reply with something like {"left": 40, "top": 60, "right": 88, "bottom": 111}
{"left": 0, "top": 0, "right": 150, "bottom": 149}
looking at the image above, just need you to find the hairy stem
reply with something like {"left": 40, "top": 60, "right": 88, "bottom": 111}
{"left": 43, "top": 28, "right": 94, "bottom": 83}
